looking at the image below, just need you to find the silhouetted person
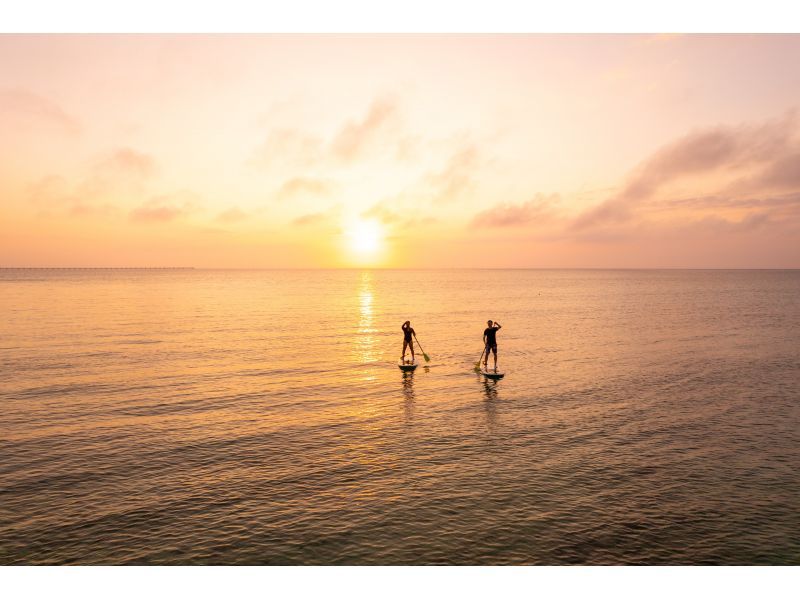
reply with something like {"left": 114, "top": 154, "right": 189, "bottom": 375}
{"left": 401, "top": 320, "right": 417, "bottom": 363}
{"left": 483, "top": 320, "right": 502, "bottom": 370}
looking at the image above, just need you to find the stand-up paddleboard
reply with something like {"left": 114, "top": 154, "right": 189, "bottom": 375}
{"left": 398, "top": 359, "right": 418, "bottom": 372}
{"left": 480, "top": 367, "right": 505, "bottom": 380}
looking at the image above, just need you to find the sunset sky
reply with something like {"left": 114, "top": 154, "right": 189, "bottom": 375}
{"left": 1, "top": 34, "right": 799, "bottom": 268}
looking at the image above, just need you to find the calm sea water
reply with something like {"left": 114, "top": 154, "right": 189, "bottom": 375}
{"left": 1, "top": 269, "right": 799, "bottom": 565}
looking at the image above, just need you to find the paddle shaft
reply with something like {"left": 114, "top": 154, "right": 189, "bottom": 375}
{"left": 474, "top": 345, "right": 486, "bottom": 369}
{"left": 415, "top": 337, "right": 430, "bottom": 361}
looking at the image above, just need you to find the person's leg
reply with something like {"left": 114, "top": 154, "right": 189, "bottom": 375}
{"left": 492, "top": 345, "right": 498, "bottom": 369}
{"left": 483, "top": 345, "right": 488, "bottom": 367}
{"left": 411, "top": 343, "right": 415, "bottom": 362}
{"left": 402, "top": 340, "right": 408, "bottom": 360}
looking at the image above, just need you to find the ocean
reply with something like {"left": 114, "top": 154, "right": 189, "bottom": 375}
{"left": 1, "top": 269, "right": 798, "bottom": 564}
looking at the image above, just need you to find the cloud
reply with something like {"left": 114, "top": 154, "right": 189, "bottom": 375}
{"left": 622, "top": 115, "right": 795, "bottom": 199}
{"left": 26, "top": 147, "right": 158, "bottom": 219}
{"left": 249, "top": 96, "right": 402, "bottom": 173}
{"left": 399, "top": 216, "right": 439, "bottom": 229}
{"left": 276, "top": 176, "right": 334, "bottom": 200}
{"left": 361, "top": 201, "right": 402, "bottom": 224}
{"left": 360, "top": 200, "right": 440, "bottom": 231}
{"left": 249, "top": 128, "right": 323, "bottom": 170}
{"left": 130, "top": 192, "right": 199, "bottom": 223}
{"left": 736, "top": 149, "right": 800, "bottom": 192}
{"left": 470, "top": 193, "right": 560, "bottom": 228}
{"left": 330, "top": 96, "right": 399, "bottom": 161}
{"left": 689, "top": 212, "right": 772, "bottom": 234}
{"left": 650, "top": 192, "right": 800, "bottom": 213}
{"left": 26, "top": 174, "right": 117, "bottom": 219}
{"left": 291, "top": 204, "right": 343, "bottom": 227}
{"left": 99, "top": 148, "right": 157, "bottom": 179}
{"left": 424, "top": 144, "right": 479, "bottom": 202}
{"left": 0, "top": 88, "right": 81, "bottom": 135}
{"left": 291, "top": 212, "right": 327, "bottom": 226}
{"left": 572, "top": 111, "right": 800, "bottom": 230}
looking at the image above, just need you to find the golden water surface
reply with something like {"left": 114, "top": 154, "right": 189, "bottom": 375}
{"left": 1, "top": 269, "right": 799, "bottom": 564}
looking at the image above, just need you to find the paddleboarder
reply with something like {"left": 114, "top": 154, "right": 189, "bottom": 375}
{"left": 483, "top": 320, "right": 502, "bottom": 370}
{"left": 401, "top": 321, "right": 417, "bottom": 364}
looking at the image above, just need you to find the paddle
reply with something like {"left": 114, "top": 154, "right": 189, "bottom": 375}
{"left": 473, "top": 345, "right": 487, "bottom": 372}
{"left": 415, "top": 337, "right": 431, "bottom": 362}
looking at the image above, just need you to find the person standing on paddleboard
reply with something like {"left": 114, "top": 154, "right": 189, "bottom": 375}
{"left": 483, "top": 320, "right": 502, "bottom": 370}
{"left": 401, "top": 321, "right": 417, "bottom": 363}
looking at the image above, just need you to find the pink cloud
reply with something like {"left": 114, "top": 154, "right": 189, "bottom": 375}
{"left": 276, "top": 176, "right": 334, "bottom": 200}
{"left": 0, "top": 88, "right": 81, "bottom": 135}
{"left": 425, "top": 144, "right": 479, "bottom": 202}
{"left": 572, "top": 111, "right": 800, "bottom": 230}
{"left": 292, "top": 212, "right": 328, "bottom": 226}
{"left": 471, "top": 193, "right": 560, "bottom": 228}
{"left": 100, "top": 148, "right": 157, "bottom": 179}
{"left": 330, "top": 97, "right": 399, "bottom": 161}
{"left": 130, "top": 193, "right": 198, "bottom": 223}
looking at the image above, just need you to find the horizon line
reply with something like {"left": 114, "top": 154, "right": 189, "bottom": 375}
{"left": 2, "top": 266, "right": 799, "bottom": 271}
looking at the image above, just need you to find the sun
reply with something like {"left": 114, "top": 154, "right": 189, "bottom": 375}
{"left": 346, "top": 219, "right": 383, "bottom": 256}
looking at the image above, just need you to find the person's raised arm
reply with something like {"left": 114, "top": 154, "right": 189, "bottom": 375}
{"left": 494, "top": 322, "right": 502, "bottom": 330}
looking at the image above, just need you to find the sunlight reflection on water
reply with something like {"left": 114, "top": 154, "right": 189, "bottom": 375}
{"left": 1, "top": 269, "right": 799, "bottom": 565}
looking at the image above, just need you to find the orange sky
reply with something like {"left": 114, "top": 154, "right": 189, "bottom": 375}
{"left": 1, "top": 34, "right": 799, "bottom": 268}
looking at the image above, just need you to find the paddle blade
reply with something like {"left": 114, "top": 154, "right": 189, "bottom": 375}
{"left": 422, "top": 352, "right": 431, "bottom": 362}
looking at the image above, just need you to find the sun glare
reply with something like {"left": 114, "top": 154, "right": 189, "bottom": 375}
{"left": 347, "top": 219, "right": 383, "bottom": 256}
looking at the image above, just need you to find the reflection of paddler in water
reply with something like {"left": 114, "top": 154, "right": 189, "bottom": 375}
{"left": 402, "top": 371, "right": 415, "bottom": 422}
{"left": 482, "top": 378, "right": 499, "bottom": 401}
{"left": 401, "top": 320, "right": 417, "bottom": 363}
{"left": 401, "top": 371, "right": 415, "bottom": 400}
{"left": 481, "top": 379, "right": 498, "bottom": 427}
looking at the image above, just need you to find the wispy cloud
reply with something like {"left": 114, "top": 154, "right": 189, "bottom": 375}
{"left": 249, "top": 95, "right": 401, "bottom": 174}
{"left": 26, "top": 147, "right": 158, "bottom": 219}
{"left": 360, "top": 199, "right": 441, "bottom": 231}
{"left": 98, "top": 148, "right": 157, "bottom": 179}
{"left": 0, "top": 88, "right": 81, "bottom": 135}
{"left": 291, "top": 212, "right": 328, "bottom": 226}
{"left": 424, "top": 144, "right": 479, "bottom": 202}
{"left": 249, "top": 128, "right": 323, "bottom": 170}
{"left": 130, "top": 192, "right": 199, "bottom": 223}
{"left": 276, "top": 176, "right": 334, "bottom": 200}
{"left": 27, "top": 174, "right": 120, "bottom": 219}
{"left": 572, "top": 111, "right": 800, "bottom": 230}
{"left": 330, "top": 96, "right": 400, "bottom": 161}
{"left": 471, "top": 193, "right": 560, "bottom": 228}
{"left": 361, "top": 200, "right": 402, "bottom": 224}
